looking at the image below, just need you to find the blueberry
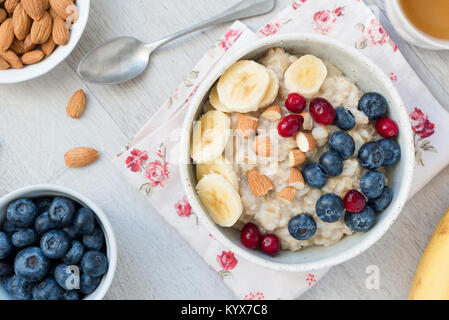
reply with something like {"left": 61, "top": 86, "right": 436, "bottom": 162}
{"left": 35, "top": 198, "right": 52, "bottom": 215}
{"left": 35, "top": 211, "right": 60, "bottom": 235}
{"left": 369, "top": 186, "right": 393, "bottom": 212}
{"left": 48, "top": 197, "right": 76, "bottom": 227}
{"left": 63, "top": 241, "right": 84, "bottom": 265}
{"left": 3, "top": 220, "right": 19, "bottom": 233}
{"left": 316, "top": 193, "right": 345, "bottom": 223}
{"left": 82, "top": 228, "right": 104, "bottom": 251}
{"left": 288, "top": 214, "right": 317, "bottom": 240}
{"left": 80, "top": 273, "right": 101, "bottom": 295}
{"left": 40, "top": 230, "right": 70, "bottom": 259}
{"left": 328, "top": 131, "right": 355, "bottom": 159}
{"left": 358, "top": 92, "right": 387, "bottom": 120}
{"left": 73, "top": 208, "right": 95, "bottom": 236}
{"left": 54, "top": 264, "right": 80, "bottom": 290}
{"left": 32, "top": 278, "right": 64, "bottom": 300}
{"left": 63, "top": 290, "right": 80, "bottom": 300}
{"left": 62, "top": 226, "right": 79, "bottom": 240}
{"left": 378, "top": 138, "right": 401, "bottom": 166}
{"left": 0, "top": 261, "right": 12, "bottom": 276}
{"left": 358, "top": 142, "right": 385, "bottom": 170}
{"left": 14, "top": 247, "right": 50, "bottom": 282}
{"left": 345, "top": 206, "right": 376, "bottom": 232}
{"left": 11, "top": 229, "right": 37, "bottom": 248}
{"left": 80, "top": 251, "right": 108, "bottom": 277}
{"left": 6, "top": 199, "right": 37, "bottom": 228}
{"left": 335, "top": 107, "right": 355, "bottom": 131}
{"left": 360, "top": 170, "right": 386, "bottom": 199}
{"left": 301, "top": 163, "right": 327, "bottom": 188}
{"left": 319, "top": 151, "right": 343, "bottom": 176}
{"left": 4, "top": 275, "right": 33, "bottom": 300}
{"left": 0, "top": 232, "right": 12, "bottom": 259}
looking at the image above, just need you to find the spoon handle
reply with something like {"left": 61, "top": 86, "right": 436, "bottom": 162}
{"left": 147, "top": 0, "right": 275, "bottom": 50}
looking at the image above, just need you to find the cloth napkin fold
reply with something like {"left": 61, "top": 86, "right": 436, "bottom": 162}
{"left": 113, "top": 0, "right": 449, "bottom": 300}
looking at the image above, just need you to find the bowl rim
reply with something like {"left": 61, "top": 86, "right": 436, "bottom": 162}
{"left": 0, "top": 0, "right": 91, "bottom": 84}
{"left": 0, "top": 183, "right": 117, "bottom": 300}
{"left": 180, "top": 33, "right": 414, "bottom": 272}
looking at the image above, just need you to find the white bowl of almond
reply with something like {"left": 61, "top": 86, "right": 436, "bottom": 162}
{"left": 181, "top": 34, "right": 414, "bottom": 272}
{"left": 0, "top": 0, "right": 89, "bottom": 84}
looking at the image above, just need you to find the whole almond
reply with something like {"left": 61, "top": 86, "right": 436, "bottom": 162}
{"left": 10, "top": 38, "right": 25, "bottom": 55}
{"left": 0, "top": 49, "right": 23, "bottom": 68}
{"left": 0, "top": 56, "right": 10, "bottom": 70}
{"left": 0, "top": 18, "right": 14, "bottom": 51}
{"left": 64, "top": 147, "right": 99, "bottom": 168}
{"left": 24, "top": 33, "right": 37, "bottom": 52}
{"left": 66, "top": 89, "right": 86, "bottom": 118}
{"left": 21, "top": 0, "right": 45, "bottom": 20}
{"left": 42, "top": 0, "right": 50, "bottom": 10}
{"left": 4, "top": 0, "right": 19, "bottom": 14}
{"left": 30, "top": 11, "right": 52, "bottom": 44}
{"left": 13, "top": 3, "right": 32, "bottom": 40}
{"left": 0, "top": 9, "right": 7, "bottom": 24}
{"left": 41, "top": 36, "right": 55, "bottom": 56}
{"left": 52, "top": 16, "right": 69, "bottom": 45}
{"left": 21, "top": 49, "right": 44, "bottom": 64}
{"left": 49, "top": 0, "right": 75, "bottom": 20}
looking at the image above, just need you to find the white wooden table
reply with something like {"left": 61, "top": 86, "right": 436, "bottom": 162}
{"left": 1, "top": 0, "right": 448, "bottom": 300}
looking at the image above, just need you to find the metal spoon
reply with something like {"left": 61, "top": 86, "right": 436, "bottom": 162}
{"left": 77, "top": 0, "right": 275, "bottom": 84}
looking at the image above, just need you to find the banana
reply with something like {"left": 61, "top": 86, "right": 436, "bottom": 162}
{"left": 190, "top": 110, "right": 231, "bottom": 164}
{"left": 260, "top": 68, "right": 280, "bottom": 108}
{"left": 409, "top": 207, "right": 449, "bottom": 300}
{"left": 284, "top": 54, "right": 328, "bottom": 98}
{"left": 217, "top": 60, "right": 270, "bottom": 113}
{"left": 196, "top": 156, "right": 239, "bottom": 190}
{"left": 209, "top": 84, "right": 232, "bottom": 113}
{"left": 197, "top": 173, "right": 243, "bottom": 227}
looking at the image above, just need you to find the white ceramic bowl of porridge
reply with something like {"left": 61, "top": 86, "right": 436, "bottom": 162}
{"left": 180, "top": 34, "right": 414, "bottom": 272}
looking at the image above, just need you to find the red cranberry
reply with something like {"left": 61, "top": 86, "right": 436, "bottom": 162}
{"left": 277, "top": 115, "right": 304, "bottom": 137}
{"left": 344, "top": 190, "right": 366, "bottom": 213}
{"left": 376, "top": 117, "right": 399, "bottom": 138}
{"left": 261, "top": 234, "right": 280, "bottom": 256}
{"left": 240, "top": 223, "right": 261, "bottom": 249}
{"left": 285, "top": 93, "right": 307, "bottom": 113}
{"left": 309, "top": 97, "right": 336, "bottom": 125}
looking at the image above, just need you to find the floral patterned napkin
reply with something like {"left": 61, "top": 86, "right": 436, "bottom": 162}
{"left": 113, "top": 0, "right": 449, "bottom": 299}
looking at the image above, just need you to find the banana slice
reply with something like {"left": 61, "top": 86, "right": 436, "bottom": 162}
{"left": 260, "top": 68, "right": 280, "bottom": 108}
{"left": 209, "top": 85, "right": 232, "bottom": 113}
{"left": 197, "top": 173, "right": 243, "bottom": 227}
{"left": 284, "top": 54, "right": 328, "bottom": 98}
{"left": 190, "top": 110, "right": 231, "bottom": 164}
{"left": 196, "top": 156, "right": 239, "bottom": 190}
{"left": 217, "top": 60, "right": 270, "bottom": 112}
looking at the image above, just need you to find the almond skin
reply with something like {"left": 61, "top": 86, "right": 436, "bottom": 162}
{"left": 0, "top": 18, "right": 15, "bottom": 51}
{"left": 64, "top": 147, "right": 99, "bottom": 168}
{"left": 252, "top": 136, "right": 271, "bottom": 157}
{"left": 13, "top": 3, "right": 32, "bottom": 40}
{"left": 277, "top": 186, "right": 295, "bottom": 203}
{"left": 52, "top": 16, "right": 69, "bottom": 45}
{"left": 24, "top": 33, "right": 37, "bottom": 52}
{"left": 247, "top": 170, "right": 274, "bottom": 197}
{"left": 10, "top": 38, "right": 25, "bottom": 55}
{"left": 288, "top": 149, "right": 306, "bottom": 167}
{"left": 66, "top": 89, "right": 86, "bottom": 118}
{"left": 21, "top": 0, "right": 45, "bottom": 20}
{"left": 41, "top": 36, "right": 55, "bottom": 56}
{"left": 236, "top": 114, "right": 258, "bottom": 138}
{"left": 49, "top": 0, "right": 75, "bottom": 20}
{"left": 42, "top": 0, "right": 50, "bottom": 10}
{"left": 296, "top": 132, "right": 317, "bottom": 152}
{"left": 30, "top": 11, "right": 52, "bottom": 44}
{"left": 261, "top": 105, "right": 282, "bottom": 120}
{"left": 4, "top": 0, "right": 19, "bottom": 14}
{"left": 0, "top": 56, "right": 10, "bottom": 69}
{"left": 0, "top": 9, "right": 7, "bottom": 24}
{"left": 288, "top": 167, "right": 305, "bottom": 189}
{"left": 21, "top": 49, "right": 45, "bottom": 64}
{"left": 0, "top": 49, "right": 23, "bottom": 68}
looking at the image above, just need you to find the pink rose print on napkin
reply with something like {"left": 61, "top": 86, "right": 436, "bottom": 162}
{"left": 410, "top": 108, "right": 437, "bottom": 166}
{"left": 217, "top": 29, "right": 243, "bottom": 51}
{"left": 125, "top": 149, "right": 148, "bottom": 172}
{"left": 389, "top": 72, "right": 398, "bottom": 82}
{"left": 216, "top": 251, "right": 238, "bottom": 279}
{"left": 306, "top": 273, "right": 317, "bottom": 286}
{"left": 259, "top": 22, "right": 281, "bottom": 37}
{"left": 355, "top": 19, "right": 398, "bottom": 52}
{"left": 137, "top": 144, "right": 170, "bottom": 196}
{"left": 292, "top": 0, "right": 307, "bottom": 10}
{"left": 175, "top": 196, "right": 192, "bottom": 218}
{"left": 243, "top": 292, "right": 265, "bottom": 300}
{"left": 312, "top": 6, "right": 344, "bottom": 35}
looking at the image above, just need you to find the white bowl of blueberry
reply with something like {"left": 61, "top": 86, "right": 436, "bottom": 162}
{"left": 0, "top": 185, "right": 117, "bottom": 300}
{"left": 181, "top": 34, "right": 415, "bottom": 272}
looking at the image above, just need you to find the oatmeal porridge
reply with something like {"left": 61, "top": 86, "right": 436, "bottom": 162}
{"left": 191, "top": 48, "right": 401, "bottom": 255}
